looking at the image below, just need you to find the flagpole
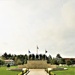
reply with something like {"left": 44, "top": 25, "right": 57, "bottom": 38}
{"left": 28, "top": 50, "right": 29, "bottom": 60}
{"left": 37, "top": 48, "right": 38, "bottom": 54}
{"left": 45, "top": 50, "right": 46, "bottom": 60}
{"left": 45, "top": 49, "right": 47, "bottom": 60}
{"left": 28, "top": 50, "right": 31, "bottom": 60}
{"left": 36, "top": 46, "right": 39, "bottom": 55}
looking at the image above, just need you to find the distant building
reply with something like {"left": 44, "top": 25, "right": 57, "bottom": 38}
{"left": 4, "top": 59, "right": 15, "bottom": 66}
{"left": 64, "top": 58, "right": 75, "bottom": 61}
{"left": 63, "top": 58, "right": 75, "bottom": 65}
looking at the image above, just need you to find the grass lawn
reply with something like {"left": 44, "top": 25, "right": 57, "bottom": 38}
{"left": 0, "top": 66, "right": 75, "bottom": 75}
{"left": 53, "top": 66, "right": 75, "bottom": 75}
{"left": 0, "top": 66, "right": 20, "bottom": 75}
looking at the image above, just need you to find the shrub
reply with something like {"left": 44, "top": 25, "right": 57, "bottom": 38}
{"left": 7, "top": 64, "right": 10, "bottom": 68}
{"left": 18, "top": 68, "right": 29, "bottom": 75}
{"left": 49, "top": 71, "right": 56, "bottom": 75}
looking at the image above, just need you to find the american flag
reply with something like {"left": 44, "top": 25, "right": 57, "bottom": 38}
{"left": 28, "top": 50, "right": 31, "bottom": 53}
{"left": 45, "top": 50, "right": 47, "bottom": 53}
{"left": 37, "top": 46, "right": 39, "bottom": 49}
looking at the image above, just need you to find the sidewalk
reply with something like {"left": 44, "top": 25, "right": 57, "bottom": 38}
{"left": 28, "top": 69, "right": 48, "bottom": 75}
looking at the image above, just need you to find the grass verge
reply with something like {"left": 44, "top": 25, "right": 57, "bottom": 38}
{"left": 0, "top": 66, "right": 20, "bottom": 75}
{"left": 53, "top": 66, "right": 75, "bottom": 75}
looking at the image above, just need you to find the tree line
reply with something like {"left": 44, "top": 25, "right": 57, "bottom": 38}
{"left": 0, "top": 52, "right": 75, "bottom": 66}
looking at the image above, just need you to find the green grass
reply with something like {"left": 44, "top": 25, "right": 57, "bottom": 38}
{"left": 0, "top": 66, "right": 20, "bottom": 75}
{"left": 53, "top": 66, "right": 75, "bottom": 75}
{"left": 0, "top": 66, "right": 75, "bottom": 75}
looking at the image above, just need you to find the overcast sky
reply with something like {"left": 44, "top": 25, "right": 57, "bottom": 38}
{"left": 0, "top": 0, "right": 75, "bottom": 58}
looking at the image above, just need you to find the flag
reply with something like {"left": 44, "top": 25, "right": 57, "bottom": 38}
{"left": 45, "top": 50, "right": 47, "bottom": 53}
{"left": 37, "top": 46, "right": 39, "bottom": 49}
{"left": 28, "top": 50, "right": 31, "bottom": 53}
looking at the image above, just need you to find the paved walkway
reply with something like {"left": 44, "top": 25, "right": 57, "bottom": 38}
{"left": 28, "top": 69, "right": 48, "bottom": 75}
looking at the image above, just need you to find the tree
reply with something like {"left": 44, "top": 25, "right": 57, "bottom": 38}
{"left": 56, "top": 54, "right": 63, "bottom": 64}
{"left": 51, "top": 58, "right": 59, "bottom": 65}
{"left": 25, "top": 54, "right": 28, "bottom": 60}
{"left": 24, "top": 54, "right": 28, "bottom": 64}
{"left": 14, "top": 56, "right": 18, "bottom": 65}
{"left": 70, "top": 59, "right": 75, "bottom": 65}
{"left": 36, "top": 54, "right": 39, "bottom": 60}
{"left": 0, "top": 60, "right": 4, "bottom": 66}
{"left": 32, "top": 54, "right": 35, "bottom": 60}
{"left": 56, "top": 54, "right": 62, "bottom": 58}
{"left": 16, "top": 59, "right": 22, "bottom": 65}
{"left": 2, "top": 52, "right": 8, "bottom": 59}
{"left": 47, "top": 55, "right": 52, "bottom": 63}
{"left": 8, "top": 54, "right": 12, "bottom": 59}
{"left": 61, "top": 58, "right": 66, "bottom": 64}
{"left": 42, "top": 54, "right": 47, "bottom": 60}
{"left": 39, "top": 54, "right": 43, "bottom": 60}
{"left": 29, "top": 54, "right": 32, "bottom": 60}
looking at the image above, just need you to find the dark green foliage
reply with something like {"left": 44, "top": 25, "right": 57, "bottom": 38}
{"left": 2, "top": 52, "right": 8, "bottom": 59}
{"left": 61, "top": 58, "right": 66, "bottom": 64}
{"left": 56, "top": 54, "right": 62, "bottom": 58}
{"left": 66, "top": 60, "right": 72, "bottom": 66}
{"left": 42, "top": 54, "right": 46, "bottom": 60}
{"left": 18, "top": 69, "right": 28, "bottom": 75}
{"left": 51, "top": 58, "right": 58, "bottom": 65}
{"left": 49, "top": 71, "right": 56, "bottom": 75}
{"left": 1, "top": 52, "right": 75, "bottom": 65}
{"left": 7, "top": 64, "right": 10, "bottom": 68}
{"left": 36, "top": 54, "right": 39, "bottom": 60}
{"left": 29, "top": 54, "right": 32, "bottom": 60}
{"left": 70, "top": 59, "right": 75, "bottom": 64}
{"left": 0, "top": 60, "right": 4, "bottom": 65}
{"left": 32, "top": 54, "right": 35, "bottom": 60}
{"left": 39, "top": 54, "right": 43, "bottom": 60}
{"left": 47, "top": 55, "right": 52, "bottom": 63}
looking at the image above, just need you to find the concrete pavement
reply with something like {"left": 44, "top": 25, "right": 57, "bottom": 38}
{"left": 27, "top": 69, "right": 48, "bottom": 75}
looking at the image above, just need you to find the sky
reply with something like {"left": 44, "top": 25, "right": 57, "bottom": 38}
{"left": 0, "top": 0, "right": 75, "bottom": 58}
